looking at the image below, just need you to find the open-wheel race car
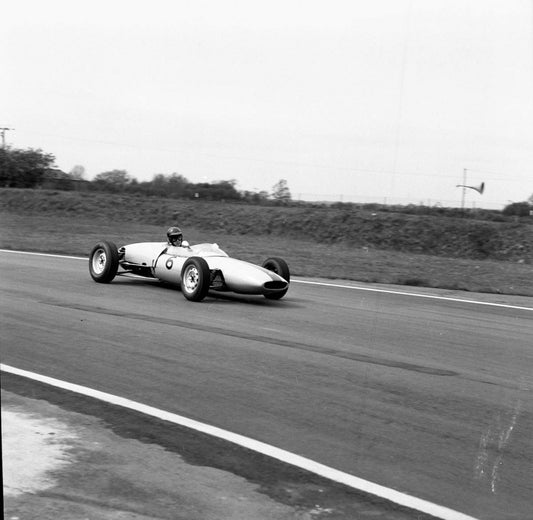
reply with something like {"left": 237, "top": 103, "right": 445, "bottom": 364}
{"left": 88, "top": 230, "right": 290, "bottom": 302}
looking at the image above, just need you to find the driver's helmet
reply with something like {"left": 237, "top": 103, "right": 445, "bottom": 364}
{"left": 167, "top": 226, "right": 183, "bottom": 246}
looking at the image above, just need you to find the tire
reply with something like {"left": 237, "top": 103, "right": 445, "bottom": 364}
{"left": 262, "top": 257, "right": 290, "bottom": 300}
{"left": 89, "top": 241, "right": 119, "bottom": 283}
{"left": 180, "top": 257, "right": 210, "bottom": 302}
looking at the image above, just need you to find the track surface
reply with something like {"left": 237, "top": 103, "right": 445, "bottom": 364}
{"left": 1, "top": 251, "right": 533, "bottom": 519}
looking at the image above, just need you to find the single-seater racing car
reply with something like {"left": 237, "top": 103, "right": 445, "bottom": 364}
{"left": 88, "top": 227, "right": 290, "bottom": 302}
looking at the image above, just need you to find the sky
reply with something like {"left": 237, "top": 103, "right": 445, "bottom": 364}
{"left": 2, "top": 0, "right": 533, "bottom": 208}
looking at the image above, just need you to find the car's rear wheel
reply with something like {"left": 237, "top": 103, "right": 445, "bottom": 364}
{"left": 181, "top": 257, "right": 210, "bottom": 301}
{"left": 89, "top": 241, "right": 119, "bottom": 283}
{"left": 262, "top": 257, "right": 290, "bottom": 300}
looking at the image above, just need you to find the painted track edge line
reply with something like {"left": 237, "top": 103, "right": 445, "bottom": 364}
{"left": 1, "top": 364, "right": 478, "bottom": 520}
{"left": 0, "top": 248, "right": 84, "bottom": 260}
{"left": 292, "top": 279, "right": 533, "bottom": 311}
{"left": 2, "top": 248, "right": 529, "bottom": 311}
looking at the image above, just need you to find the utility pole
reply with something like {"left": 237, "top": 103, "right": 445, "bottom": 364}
{"left": 460, "top": 168, "right": 467, "bottom": 210}
{"left": 1, "top": 127, "right": 13, "bottom": 148}
{"left": 456, "top": 169, "right": 484, "bottom": 211}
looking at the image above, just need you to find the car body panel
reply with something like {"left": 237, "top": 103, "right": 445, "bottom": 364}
{"left": 119, "top": 241, "right": 289, "bottom": 296}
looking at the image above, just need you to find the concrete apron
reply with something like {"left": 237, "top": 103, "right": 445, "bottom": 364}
{"left": 1, "top": 389, "right": 311, "bottom": 520}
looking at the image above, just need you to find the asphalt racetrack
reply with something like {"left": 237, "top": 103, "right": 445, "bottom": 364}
{"left": 1, "top": 250, "right": 532, "bottom": 519}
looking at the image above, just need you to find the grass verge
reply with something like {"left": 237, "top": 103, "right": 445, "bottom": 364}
{"left": 1, "top": 212, "right": 532, "bottom": 296}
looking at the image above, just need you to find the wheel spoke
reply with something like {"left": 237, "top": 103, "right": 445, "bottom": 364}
{"left": 184, "top": 266, "right": 199, "bottom": 292}
{"left": 92, "top": 249, "right": 106, "bottom": 274}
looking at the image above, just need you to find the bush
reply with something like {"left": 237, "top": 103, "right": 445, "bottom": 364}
{"left": 502, "top": 201, "right": 531, "bottom": 217}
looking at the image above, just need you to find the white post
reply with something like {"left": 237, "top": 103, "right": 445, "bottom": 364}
{"left": 461, "top": 169, "right": 467, "bottom": 210}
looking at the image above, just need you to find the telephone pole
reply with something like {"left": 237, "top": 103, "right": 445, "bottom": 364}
{"left": 1, "top": 127, "right": 13, "bottom": 148}
{"left": 456, "top": 169, "right": 485, "bottom": 210}
{"left": 460, "top": 168, "right": 467, "bottom": 210}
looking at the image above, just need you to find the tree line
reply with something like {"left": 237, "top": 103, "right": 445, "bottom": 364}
{"left": 1, "top": 145, "right": 531, "bottom": 215}
{"left": 0, "top": 146, "right": 292, "bottom": 203}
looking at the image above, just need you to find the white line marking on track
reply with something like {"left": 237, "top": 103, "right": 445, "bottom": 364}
{"left": 1, "top": 248, "right": 531, "bottom": 311}
{"left": 292, "top": 279, "right": 533, "bottom": 311}
{"left": 1, "top": 363, "right": 478, "bottom": 520}
{"left": 0, "top": 249, "right": 83, "bottom": 261}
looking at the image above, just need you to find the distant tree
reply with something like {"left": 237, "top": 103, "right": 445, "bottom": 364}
{"left": 182, "top": 178, "right": 242, "bottom": 201}
{"left": 150, "top": 173, "right": 169, "bottom": 196}
{"left": 167, "top": 173, "right": 188, "bottom": 196}
{"left": 0, "top": 146, "right": 56, "bottom": 188}
{"left": 69, "top": 165, "right": 86, "bottom": 180}
{"left": 242, "top": 189, "right": 270, "bottom": 204}
{"left": 207, "top": 179, "right": 241, "bottom": 200}
{"left": 528, "top": 193, "right": 533, "bottom": 205}
{"left": 271, "top": 179, "right": 292, "bottom": 202}
{"left": 143, "top": 172, "right": 189, "bottom": 197}
{"left": 93, "top": 169, "right": 133, "bottom": 192}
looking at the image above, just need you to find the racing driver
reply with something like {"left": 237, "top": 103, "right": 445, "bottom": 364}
{"left": 166, "top": 226, "right": 184, "bottom": 247}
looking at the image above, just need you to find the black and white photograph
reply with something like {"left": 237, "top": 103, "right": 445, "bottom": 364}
{"left": 1, "top": 1, "right": 532, "bottom": 519}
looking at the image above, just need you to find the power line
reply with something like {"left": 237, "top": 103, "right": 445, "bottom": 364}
{"left": 465, "top": 168, "right": 530, "bottom": 181}
{"left": 12, "top": 129, "right": 530, "bottom": 183}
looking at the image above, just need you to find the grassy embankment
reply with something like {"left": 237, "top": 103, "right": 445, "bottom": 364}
{"left": 1, "top": 188, "right": 532, "bottom": 296}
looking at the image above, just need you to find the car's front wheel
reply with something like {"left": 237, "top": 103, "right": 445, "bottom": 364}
{"left": 262, "top": 257, "right": 290, "bottom": 300}
{"left": 89, "top": 241, "right": 119, "bottom": 283}
{"left": 180, "top": 257, "right": 210, "bottom": 301}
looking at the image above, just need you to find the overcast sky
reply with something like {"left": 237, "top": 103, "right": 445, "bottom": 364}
{"left": 2, "top": 0, "right": 532, "bottom": 208}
